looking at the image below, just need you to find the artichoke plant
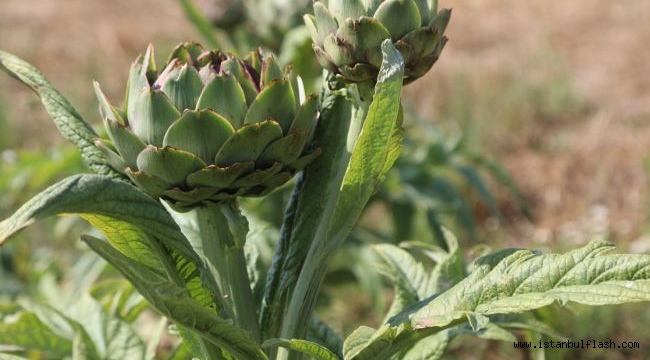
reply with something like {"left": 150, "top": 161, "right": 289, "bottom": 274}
{"left": 94, "top": 42, "right": 320, "bottom": 211}
{"left": 305, "top": 0, "right": 450, "bottom": 84}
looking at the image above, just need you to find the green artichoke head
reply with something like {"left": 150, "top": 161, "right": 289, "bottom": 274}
{"left": 94, "top": 42, "right": 320, "bottom": 211}
{"left": 304, "top": 0, "right": 450, "bottom": 85}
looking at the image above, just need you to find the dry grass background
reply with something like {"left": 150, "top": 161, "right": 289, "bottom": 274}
{"left": 1, "top": 0, "right": 650, "bottom": 250}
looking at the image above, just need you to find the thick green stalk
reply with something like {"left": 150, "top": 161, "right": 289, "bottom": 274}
{"left": 167, "top": 201, "right": 260, "bottom": 343}
{"left": 260, "top": 85, "right": 353, "bottom": 358}
{"left": 277, "top": 40, "right": 405, "bottom": 358}
{"left": 277, "top": 85, "right": 373, "bottom": 357}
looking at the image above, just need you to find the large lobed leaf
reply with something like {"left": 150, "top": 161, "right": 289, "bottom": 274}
{"left": 0, "top": 50, "right": 118, "bottom": 177}
{"left": 412, "top": 240, "right": 650, "bottom": 322}
{"left": 345, "top": 240, "right": 650, "bottom": 360}
{"left": 373, "top": 229, "right": 464, "bottom": 323}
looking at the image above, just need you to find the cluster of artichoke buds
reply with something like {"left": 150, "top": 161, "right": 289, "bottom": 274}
{"left": 305, "top": 0, "right": 451, "bottom": 85}
{"left": 94, "top": 42, "right": 320, "bottom": 210}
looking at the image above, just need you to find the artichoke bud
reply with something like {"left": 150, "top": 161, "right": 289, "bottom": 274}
{"left": 306, "top": 0, "right": 451, "bottom": 85}
{"left": 95, "top": 42, "right": 320, "bottom": 211}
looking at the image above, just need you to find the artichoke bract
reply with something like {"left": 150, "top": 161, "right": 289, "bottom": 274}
{"left": 94, "top": 42, "right": 320, "bottom": 210}
{"left": 304, "top": 0, "right": 450, "bottom": 85}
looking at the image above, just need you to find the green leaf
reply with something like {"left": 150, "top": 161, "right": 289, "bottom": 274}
{"left": 400, "top": 331, "right": 451, "bottom": 360}
{"left": 427, "top": 176, "right": 477, "bottom": 241}
{"left": 346, "top": 240, "right": 650, "bottom": 360}
{"left": 307, "top": 315, "right": 344, "bottom": 358}
{"left": 19, "top": 301, "right": 101, "bottom": 359}
{"left": 0, "top": 310, "right": 73, "bottom": 357}
{"left": 412, "top": 240, "right": 650, "bottom": 323}
{"left": 58, "top": 295, "right": 146, "bottom": 359}
{"left": 0, "top": 50, "right": 118, "bottom": 177}
{"left": 373, "top": 244, "right": 430, "bottom": 321}
{"left": 343, "top": 313, "right": 484, "bottom": 360}
{"left": 83, "top": 235, "right": 269, "bottom": 360}
{"left": 343, "top": 326, "right": 375, "bottom": 359}
{"left": 90, "top": 279, "right": 147, "bottom": 322}
{"left": 82, "top": 214, "right": 216, "bottom": 320}
{"left": 263, "top": 338, "right": 341, "bottom": 360}
{"left": 327, "top": 39, "right": 404, "bottom": 249}
{"left": 82, "top": 214, "right": 163, "bottom": 272}
{"left": 0, "top": 174, "right": 197, "bottom": 264}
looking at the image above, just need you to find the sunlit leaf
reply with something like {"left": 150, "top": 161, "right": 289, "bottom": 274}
{"left": 345, "top": 241, "right": 650, "bottom": 360}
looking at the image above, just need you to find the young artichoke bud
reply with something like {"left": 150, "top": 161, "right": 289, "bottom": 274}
{"left": 304, "top": 0, "right": 451, "bottom": 85}
{"left": 94, "top": 42, "right": 320, "bottom": 211}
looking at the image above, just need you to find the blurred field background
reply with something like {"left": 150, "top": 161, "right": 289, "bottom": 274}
{"left": 1, "top": 0, "right": 650, "bottom": 359}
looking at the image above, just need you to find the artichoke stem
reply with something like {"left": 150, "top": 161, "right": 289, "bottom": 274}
{"left": 276, "top": 84, "right": 374, "bottom": 360}
{"left": 167, "top": 200, "right": 260, "bottom": 343}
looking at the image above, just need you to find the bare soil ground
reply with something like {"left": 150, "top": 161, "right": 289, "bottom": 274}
{"left": 2, "top": 0, "right": 650, "bottom": 250}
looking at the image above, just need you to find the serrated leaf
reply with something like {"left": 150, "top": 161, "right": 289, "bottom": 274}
{"left": 0, "top": 174, "right": 198, "bottom": 264}
{"left": 263, "top": 338, "right": 341, "bottom": 360}
{"left": 83, "top": 235, "right": 268, "bottom": 360}
{"left": 346, "top": 241, "right": 650, "bottom": 360}
{"left": 0, "top": 50, "right": 118, "bottom": 177}
{"left": 412, "top": 240, "right": 650, "bottom": 324}
{"left": 373, "top": 244, "right": 431, "bottom": 321}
